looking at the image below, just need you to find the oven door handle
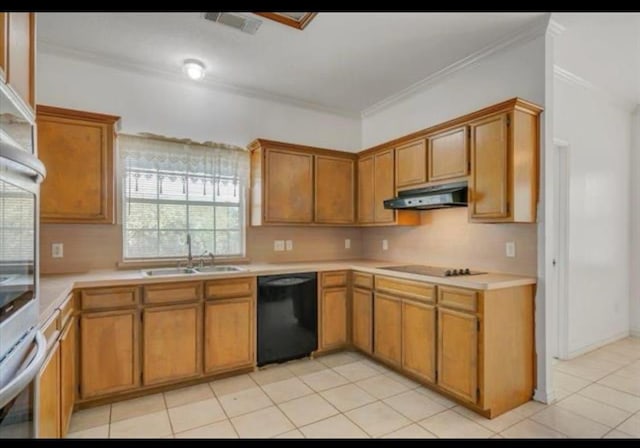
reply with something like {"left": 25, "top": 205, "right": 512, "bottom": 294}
{"left": 0, "top": 140, "right": 46, "bottom": 183}
{"left": 0, "top": 331, "right": 47, "bottom": 409}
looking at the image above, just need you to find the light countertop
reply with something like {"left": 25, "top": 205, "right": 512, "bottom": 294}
{"left": 39, "top": 259, "right": 536, "bottom": 326}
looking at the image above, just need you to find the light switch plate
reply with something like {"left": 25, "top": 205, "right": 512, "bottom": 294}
{"left": 506, "top": 241, "right": 516, "bottom": 258}
{"left": 345, "top": 239, "right": 351, "bottom": 249}
{"left": 52, "top": 243, "right": 64, "bottom": 258}
{"left": 382, "top": 239, "right": 389, "bottom": 251}
{"left": 285, "top": 240, "right": 293, "bottom": 251}
{"left": 274, "top": 240, "right": 285, "bottom": 251}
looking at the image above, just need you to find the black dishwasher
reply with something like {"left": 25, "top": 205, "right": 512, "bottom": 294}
{"left": 257, "top": 272, "right": 317, "bottom": 366}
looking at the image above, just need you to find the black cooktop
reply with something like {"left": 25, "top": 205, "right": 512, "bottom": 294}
{"left": 378, "top": 265, "right": 487, "bottom": 278}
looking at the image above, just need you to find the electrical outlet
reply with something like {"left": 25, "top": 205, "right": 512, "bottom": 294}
{"left": 274, "top": 240, "right": 285, "bottom": 251}
{"left": 345, "top": 238, "right": 351, "bottom": 249}
{"left": 506, "top": 241, "right": 516, "bottom": 258}
{"left": 52, "top": 243, "right": 64, "bottom": 258}
{"left": 285, "top": 240, "right": 293, "bottom": 251}
{"left": 382, "top": 239, "right": 389, "bottom": 251}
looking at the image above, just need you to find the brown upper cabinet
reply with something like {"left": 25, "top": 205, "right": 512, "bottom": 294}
{"left": 469, "top": 102, "right": 540, "bottom": 223}
{"left": 249, "top": 139, "right": 356, "bottom": 225}
{"left": 395, "top": 139, "right": 427, "bottom": 188}
{"left": 37, "top": 105, "right": 120, "bottom": 224}
{"left": 428, "top": 126, "right": 469, "bottom": 182}
{"left": 4, "top": 13, "right": 35, "bottom": 111}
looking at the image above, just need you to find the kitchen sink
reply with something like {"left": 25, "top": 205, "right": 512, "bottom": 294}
{"left": 194, "top": 265, "right": 246, "bottom": 273}
{"left": 141, "top": 267, "right": 197, "bottom": 277}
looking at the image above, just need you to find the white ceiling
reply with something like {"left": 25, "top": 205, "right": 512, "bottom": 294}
{"left": 37, "top": 12, "right": 547, "bottom": 115}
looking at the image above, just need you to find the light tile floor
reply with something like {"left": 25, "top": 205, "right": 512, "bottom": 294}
{"left": 67, "top": 337, "right": 640, "bottom": 438}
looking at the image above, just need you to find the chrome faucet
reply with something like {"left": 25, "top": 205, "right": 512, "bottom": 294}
{"left": 186, "top": 233, "right": 193, "bottom": 268}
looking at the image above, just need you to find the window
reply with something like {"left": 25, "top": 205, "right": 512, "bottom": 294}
{"left": 120, "top": 135, "right": 249, "bottom": 260}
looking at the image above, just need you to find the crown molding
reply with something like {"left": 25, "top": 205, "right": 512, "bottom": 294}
{"left": 553, "top": 65, "right": 637, "bottom": 112}
{"left": 360, "top": 15, "right": 550, "bottom": 118}
{"left": 547, "top": 19, "right": 566, "bottom": 37}
{"left": 38, "top": 39, "right": 361, "bottom": 120}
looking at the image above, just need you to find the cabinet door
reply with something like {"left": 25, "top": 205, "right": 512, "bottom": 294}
{"left": 60, "top": 317, "right": 77, "bottom": 438}
{"left": 374, "top": 149, "right": 395, "bottom": 223}
{"left": 373, "top": 293, "right": 401, "bottom": 366}
{"left": 402, "top": 300, "right": 436, "bottom": 383}
{"left": 143, "top": 303, "right": 201, "bottom": 386}
{"left": 80, "top": 310, "right": 139, "bottom": 398}
{"left": 429, "top": 126, "right": 468, "bottom": 181}
{"left": 7, "top": 13, "right": 34, "bottom": 109}
{"left": 357, "top": 155, "right": 374, "bottom": 224}
{"left": 437, "top": 308, "right": 478, "bottom": 403}
{"left": 320, "top": 287, "right": 347, "bottom": 351}
{"left": 352, "top": 288, "right": 372, "bottom": 354}
{"left": 264, "top": 148, "right": 313, "bottom": 223}
{"left": 315, "top": 155, "right": 355, "bottom": 224}
{"left": 37, "top": 108, "right": 117, "bottom": 223}
{"left": 204, "top": 297, "right": 254, "bottom": 373}
{"left": 469, "top": 114, "right": 509, "bottom": 219}
{"left": 396, "top": 139, "right": 427, "bottom": 188}
{"left": 0, "top": 13, "right": 6, "bottom": 81}
{"left": 37, "top": 342, "right": 61, "bottom": 438}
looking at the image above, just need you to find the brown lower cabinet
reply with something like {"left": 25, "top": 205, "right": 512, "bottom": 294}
{"left": 373, "top": 293, "right": 402, "bottom": 366}
{"left": 80, "top": 309, "right": 140, "bottom": 399}
{"left": 351, "top": 287, "right": 373, "bottom": 353}
{"left": 401, "top": 300, "right": 436, "bottom": 383}
{"left": 204, "top": 296, "right": 254, "bottom": 373}
{"left": 37, "top": 341, "right": 61, "bottom": 438}
{"left": 59, "top": 316, "right": 76, "bottom": 437}
{"left": 318, "top": 271, "right": 348, "bottom": 352}
{"left": 142, "top": 303, "right": 202, "bottom": 385}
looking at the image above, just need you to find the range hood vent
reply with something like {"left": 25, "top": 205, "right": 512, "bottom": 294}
{"left": 204, "top": 12, "right": 262, "bottom": 35}
{"left": 383, "top": 181, "right": 468, "bottom": 210}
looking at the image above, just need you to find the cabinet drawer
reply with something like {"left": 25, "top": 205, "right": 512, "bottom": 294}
{"left": 353, "top": 272, "right": 373, "bottom": 290}
{"left": 205, "top": 277, "right": 254, "bottom": 299}
{"left": 58, "top": 294, "right": 74, "bottom": 330}
{"left": 321, "top": 271, "right": 348, "bottom": 288}
{"left": 80, "top": 286, "right": 139, "bottom": 311}
{"left": 143, "top": 281, "right": 202, "bottom": 305}
{"left": 438, "top": 287, "right": 478, "bottom": 313}
{"left": 375, "top": 276, "right": 435, "bottom": 302}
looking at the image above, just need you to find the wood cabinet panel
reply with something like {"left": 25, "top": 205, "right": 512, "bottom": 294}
{"left": 37, "top": 342, "right": 60, "bottom": 438}
{"left": 373, "top": 149, "right": 395, "bottom": 223}
{"left": 469, "top": 114, "right": 509, "bottom": 220}
{"left": 143, "top": 281, "right": 202, "bottom": 305}
{"left": 428, "top": 126, "right": 468, "bottom": 181}
{"left": 402, "top": 300, "right": 436, "bottom": 383}
{"left": 315, "top": 155, "right": 355, "bottom": 224}
{"left": 357, "top": 155, "right": 375, "bottom": 224}
{"left": 396, "top": 139, "right": 427, "bottom": 188}
{"left": 7, "top": 13, "right": 34, "bottom": 109}
{"left": 80, "top": 309, "right": 139, "bottom": 398}
{"left": 142, "top": 303, "right": 201, "bottom": 386}
{"left": 438, "top": 286, "right": 478, "bottom": 313}
{"left": 437, "top": 307, "right": 478, "bottom": 403}
{"left": 321, "top": 271, "right": 348, "bottom": 288}
{"left": 80, "top": 286, "right": 138, "bottom": 311}
{"left": 37, "top": 106, "right": 119, "bottom": 223}
{"left": 320, "top": 287, "right": 347, "bottom": 350}
{"left": 352, "top": 288, "right": 372, "bottom": 354}
{"left": 59, "top": 317, "right": 76, "bottom": 438}
{"left": 352, "top": 271, "right": 373, "bottom": 290}
{"left": 264, "top": 148, "right": 314, "bottom": 223}
{"left": 373, "top": 293, "right": 402, "bottom": 366}
{"left": 205, "top": 277, "right": 254, "bottom": 299}
{"left": 204, "top": 297, "right": 254, "bottom": 373}
{"left": 375, "top": 276, "right": 435, "bottom": 302}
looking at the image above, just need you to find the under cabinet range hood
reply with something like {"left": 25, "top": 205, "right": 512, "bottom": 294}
{"left": 383, "top": 181, "right": 468, "bottom": 210}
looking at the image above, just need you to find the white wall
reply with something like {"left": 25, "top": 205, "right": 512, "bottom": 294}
{"left": 631, "top": 108, "right": 640, "bottom": 337}
{"left": 361, "top": 35, "right": 546, "bottom": 147}
{"left": 553, "top": 14, "right": 637, "bottom": 355}
{"left": 37, "top": 51, "right": 362, "bottom": 151}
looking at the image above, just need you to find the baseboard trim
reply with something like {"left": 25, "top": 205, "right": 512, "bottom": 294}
{"left": 565, "top": 331, "right": 630, "bottom": 359}
{"left": 533, "top": 388, "right": 554, "bottom": 404}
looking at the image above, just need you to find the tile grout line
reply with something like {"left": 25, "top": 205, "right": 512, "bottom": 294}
{"left": 161, "top": 391, "right": 176, "bottom": 437}
{"left": 208, "top": 381, "right": 242, "bottom": 439}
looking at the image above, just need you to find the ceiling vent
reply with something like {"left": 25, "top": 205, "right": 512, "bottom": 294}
{"left": 204, "top": 12, "right": 262, "bottom": 35}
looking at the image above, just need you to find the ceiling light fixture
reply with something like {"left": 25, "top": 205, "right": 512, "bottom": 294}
{"left": 183, "top": 59, "right": 206, "bottom": 81}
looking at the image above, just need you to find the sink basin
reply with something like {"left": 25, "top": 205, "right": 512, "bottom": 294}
{"left": 141, "top": 267, "right": 197, "bottom": 277}
{"left": 194, "top": 265, "right": 246, "bottom": 273}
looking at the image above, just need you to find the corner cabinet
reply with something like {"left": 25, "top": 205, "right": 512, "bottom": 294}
{"left": 37, "top": 105, "right": 120, "bottom": 224}
{"left": 469, "top": 101, "right": 541, "bottom": 223}
{"left": 249, "top": 139, "right": 356, "bottom": 226}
